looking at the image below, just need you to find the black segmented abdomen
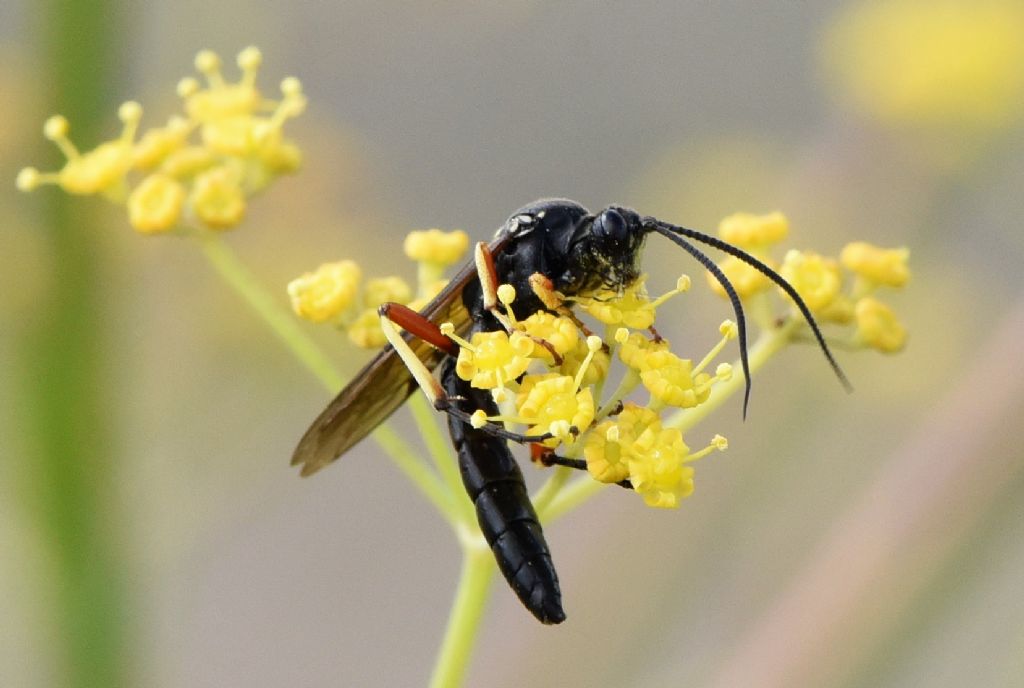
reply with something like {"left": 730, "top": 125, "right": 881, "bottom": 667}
{"left": 440, "top": 357, "right": 565, "bottom": 624}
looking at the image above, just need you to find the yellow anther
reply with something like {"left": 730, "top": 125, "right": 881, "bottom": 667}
{"left": 586, "top": 335, "right": 603, "bottom": 353}
{"left": 43, "top": 115, "right": 70, "bottom": 142}
{"left": 549, "top": 420, "right": 572, "bottom": 440}
{"left": 176, "top": 77, "right": 200, "bottom": 98}
{"left": 711, "top": 434, "right": 728, "bottom": 451}
{"left": 280, "top": 76, "right": 302, "bottom": 97}
{"left": 605, "top": 425, "right": 620, "bottom": 443}
{"left": 614, "top": 327, "right": 630, "bottom": 344}
{"left": 194, "top": 49, "right": 223, "bottom": 82}
{"left": 15, "top": 167, "right": 41, "bottom": 192}
{"left": 491, "top": 387, "right": 509, "bottom": 404}
{"left": 497, "top": 284, "right": 516, "bottom": 306}
{"left": 719, "top": 320, "right": 738, "bottom": 339}
{"left": 237, "top": 46, "right": 263, "bottom": 76}
{"left": 715, "top": 362, "right": 733, "bottom": 380}
{"left": 470, "top": 410, "right": 488, "bottom": 429}
{"left": 128, "top": 174, "right": 186, "bottom": 234}
{"left": 676, "top": 274, "right": 692, "bottom": 292}
{"left": 118, "top": 101, "right": 142, "bottom": 127}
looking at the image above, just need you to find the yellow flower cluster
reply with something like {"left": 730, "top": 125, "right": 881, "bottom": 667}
{"left": 706, "top": 212, "right": 911, "bottom": 353}
{"left": 288, "top": 228, "right": 470, "bottom": 348}
{"left": 17, "top": 47, "right": 305, "bottom": 235}
{"left": 443, "top": 285, "right": 732, "bottom": 509}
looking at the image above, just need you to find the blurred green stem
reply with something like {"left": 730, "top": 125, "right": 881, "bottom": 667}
{"left": 22, "top": 1, "right": 130, "bottom": 686}
{"left": 430, "top": 535, "right": 495, "bottom": 688}
{"left": 194, "top": 231, "right": 460, "bottom": 523}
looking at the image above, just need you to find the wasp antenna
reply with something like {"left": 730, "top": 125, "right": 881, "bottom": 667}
{"left": 648, "top": 224, "right": 752, "bottom": 418}
{"left": 646, "top": 219, "right": 853, "bottom": 394}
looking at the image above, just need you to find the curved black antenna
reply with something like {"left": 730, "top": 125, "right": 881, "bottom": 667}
{"left": 648, "top": 225, "right": 753, "bottom": 417}
{"left": 644, "top": 218, "right": 853, "bottom": 395}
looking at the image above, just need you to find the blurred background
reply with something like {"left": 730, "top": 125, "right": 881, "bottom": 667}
{"left": 2, "top": 1, "right": 1023, "bottom": 686}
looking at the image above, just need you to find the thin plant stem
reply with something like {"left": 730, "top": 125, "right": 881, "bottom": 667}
{"left": 408, "top": 395, "right": 473, "bottom": 523}
{"left": 194, "top": 230, "right": 460, "bottom": 522}
{"left": 429, "top": 533, "right": 496, "bottom": 688}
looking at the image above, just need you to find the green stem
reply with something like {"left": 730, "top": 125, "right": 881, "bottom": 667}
{"left": 196, "top": 231, "right": 344, "bottom": 390}
{"left": 195, "top": 231, "right": 459, "bottom": 522}
{"left": 429, "top": 535, "right": 496, "bottom": 688}
{"left": 408, "top": 394, "right": 472, "bottom": 523}
{"left": 25, "top": 2, "right": 130, "bottom": 686}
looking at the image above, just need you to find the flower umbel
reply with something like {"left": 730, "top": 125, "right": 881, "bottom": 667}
{"left": 17, "top": 47, "right": 304, "bottom": 234}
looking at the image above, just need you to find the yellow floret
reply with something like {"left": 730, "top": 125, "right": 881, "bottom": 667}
{"left": 519, "top": 312, "right": 579, "bottom": 361}
{"left": 854, "top": 296, "right": 907, "bottom": 353}
{"left": 618, "top": 331, "right": 668, "bottom": 370}
{"left": 718, "top": 211, "right": 789, "bottom": 248}
{"left": 577, "top": 279, "right": 656, "bottom": 329}
{"left": 706, "top": 255, "right": 774, "bottom": 299}
{"left": 627, "top": 426, "right": 695, "bottom": 509}
{"left": 134, "top": 116, "right": 192, "bottom": 170}
{"left": 515, "top": 375, "right": 595, "bottom": 448}
{"left": 840, "top": 242, "right": 911, "bottom": 287}
{"left": 288, "top": 260, "right": 362, "bottom": 323}
{"left": 347, "top": 308, "right": 388, "bottom": 348}
{"left": 638, "top": 350, "right": 711, "bottom": 408}
{"left": 779, "top": 250, "right": 842, "bottom": 311}
{"left": 363, "top": 276, "right": 413, "bottom": 307}
{"left": 128, "top": 174, "right": 186, "bottom": 234}
{"left": 455, "top": 330, "right": 534, "bottom": 389}
{"left": 403, "top": 229, "right": 470, "bottom": 266}
{"left": 189, "top": 167, "right": 246, "bottom": 229}
{"left": 559, "top": 337, "right": 610, "bottom": 387}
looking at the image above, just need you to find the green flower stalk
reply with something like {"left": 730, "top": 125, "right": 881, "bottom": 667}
{"left": 18, "top": 47, "right": 911, "bottom": 688}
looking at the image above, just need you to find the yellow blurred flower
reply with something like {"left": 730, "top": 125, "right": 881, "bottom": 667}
{"left": 718, "top": 211, "right": 789, "bottom": 250}
{"left": 840, "top": 242, "right": 911, "bottom": 287}
{"left": 854, "top": 296, "right": 908, "bottom": 352}
{"left": 779, "top": 250, "right": 842, "bottom": 311}
{"left": 404, "top": 229, "right": 470, "bottom": 266}
{"left": 128, "top": 174, "right": 186, "bottom": 234}
{"left": 287, "top": 260, "right": 362, "bottom": 324}
{"left": 823, "top": 0, "right": 1024, "bottom": 132}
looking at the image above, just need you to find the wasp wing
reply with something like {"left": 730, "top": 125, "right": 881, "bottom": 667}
{"left": 291, "top": 236, "right": 506, "bottom": 476}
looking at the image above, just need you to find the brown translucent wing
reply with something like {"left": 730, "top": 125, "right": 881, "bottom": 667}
{"left": 291, "top": 236, "right": 506, "bottom": 476}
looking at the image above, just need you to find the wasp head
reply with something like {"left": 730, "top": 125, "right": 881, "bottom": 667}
{"left": 561, "top": 205, "right": 646, "bottom": 296}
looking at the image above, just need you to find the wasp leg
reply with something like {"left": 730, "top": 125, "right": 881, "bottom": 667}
{"left": 475, "top": 241, "right": 514, "bottom": 331}
{"left": 532, "top": 445, "right": 633, "bottom": 490}
{"left": 377, "top": 303, "right": 565, "bottom": 444}
{"left": 528, "top": 272, "right": 600, "bottom": 341}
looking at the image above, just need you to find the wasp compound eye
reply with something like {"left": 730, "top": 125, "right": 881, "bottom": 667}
{"left": 594, "top": 208, "right": 628, "bottom": 244}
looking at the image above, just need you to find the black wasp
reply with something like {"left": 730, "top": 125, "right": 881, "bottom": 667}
{"left": 292, "top": 199, "right": 850, "bottom": 624}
